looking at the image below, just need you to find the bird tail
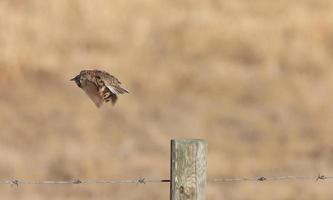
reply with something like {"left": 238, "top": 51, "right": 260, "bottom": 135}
{"left": 115, "top": 86, "right": 129, "bottom": 94}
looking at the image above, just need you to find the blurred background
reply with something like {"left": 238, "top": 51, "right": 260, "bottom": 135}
{"left": 1, "top": 0, "right": 333, "bottom": 199}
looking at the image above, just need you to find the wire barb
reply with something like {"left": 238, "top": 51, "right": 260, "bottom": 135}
{"left": 72, "top": 179, "right": 82, "bottom": 184}
{"left": 137, "top": 178, "right": 146, "bottom": 184}
{"left": 316, "top": 174, "right": 326, "bottom": 181}
{"left": 11, "top": 180, "right": 19, "bottom": 187}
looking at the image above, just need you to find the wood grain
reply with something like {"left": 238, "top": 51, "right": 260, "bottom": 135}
{"left": 170, "top": 139, "right": 207, "bottom": 200}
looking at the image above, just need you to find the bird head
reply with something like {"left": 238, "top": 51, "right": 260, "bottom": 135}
{"left": 70, "top": 75, "right": 82, "bottom": 88}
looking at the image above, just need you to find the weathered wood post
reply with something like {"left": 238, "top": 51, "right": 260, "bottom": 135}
{"left": 170, "top": 139, "right": 208, "bottom": 200}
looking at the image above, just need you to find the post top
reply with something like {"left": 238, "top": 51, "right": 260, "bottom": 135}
{"left": 171, "top": 138, "right": 207, "bottom": 143}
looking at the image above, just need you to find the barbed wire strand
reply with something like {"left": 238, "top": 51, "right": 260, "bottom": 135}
{"left": 0, "top": 174, "right": 332, "bottom": 186}
{"left": 0, "top": 178, "right": 170, "bottom": 187}
{"left": 209, "top": 174, "right": 333, "bottom": 183}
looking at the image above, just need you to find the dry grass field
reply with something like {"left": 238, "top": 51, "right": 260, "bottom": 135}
{"left": 1, "top": 0, "right": 333, "bottom": 199}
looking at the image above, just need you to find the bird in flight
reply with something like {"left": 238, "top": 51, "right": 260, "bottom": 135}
{"left": 70, "top": 69, "right": 129, "bottom": 108}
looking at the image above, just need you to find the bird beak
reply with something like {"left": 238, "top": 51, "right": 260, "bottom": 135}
{"left": 70, "top": 77, "right": 75, "bottom": 81}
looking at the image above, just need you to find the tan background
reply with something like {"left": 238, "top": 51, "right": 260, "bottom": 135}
{"left": 1, "top": 0, "right": 333, "bottom": 199}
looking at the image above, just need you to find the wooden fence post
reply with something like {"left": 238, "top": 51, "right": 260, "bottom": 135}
{"left": 170, "top": 139, "right": 208, "bottom": 200}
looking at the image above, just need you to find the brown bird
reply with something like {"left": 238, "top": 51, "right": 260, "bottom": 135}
{"left": 70, "top": 69, "right": 129, "bottom": 108}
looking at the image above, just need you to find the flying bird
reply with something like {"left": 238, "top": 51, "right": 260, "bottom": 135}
{"left": 70, "top": 69, "right": 129, "bottom": 108}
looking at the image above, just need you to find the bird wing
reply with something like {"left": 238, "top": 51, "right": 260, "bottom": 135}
{"left": 97, "top": 70, "right": 122, "bottom": 84}
{"left": 102, "top": 74, "right": 129, "bottom": 94}
{"left": 105, "top": 81, "right": 129, "bottom": 94}
{"left": 81, "top": 80, "right": 104, "bottom": 108}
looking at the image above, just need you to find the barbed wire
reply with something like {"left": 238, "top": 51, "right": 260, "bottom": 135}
{"left": 1, "top": 174, "right": 332, "bottom": 187}
{"left": 0, "top": 178, "right": 170, "bottom": 187}
{"left": 208, "top": 174, "right": 332, "bottom": 183}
